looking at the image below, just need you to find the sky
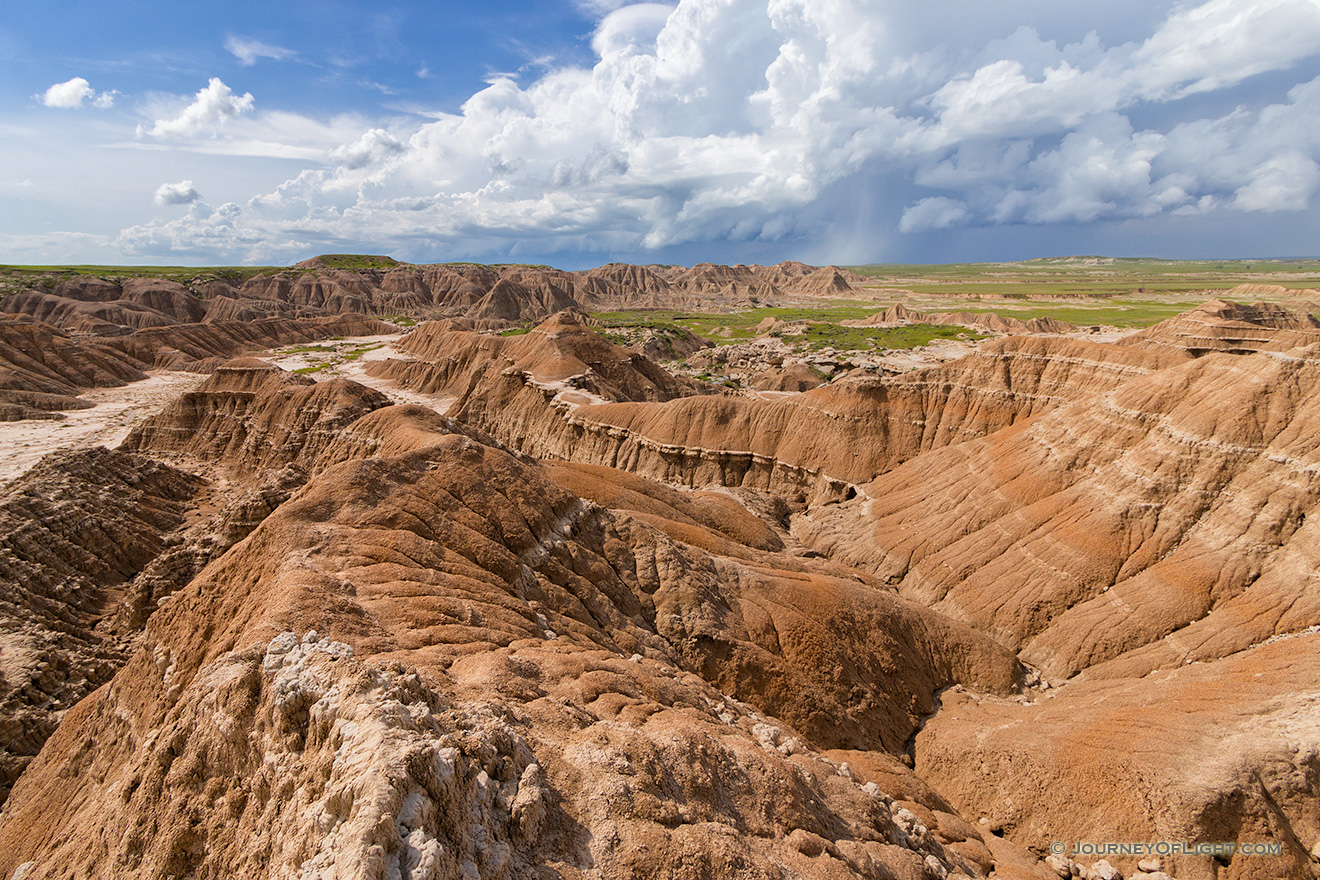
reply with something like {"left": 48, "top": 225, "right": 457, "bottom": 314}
{"left": 3, "top": 0, "right": 1320, "bottom": 268}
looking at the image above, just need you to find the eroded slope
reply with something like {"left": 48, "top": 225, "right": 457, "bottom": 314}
{"left": 0, "top": 392, "right": 1027, "bottom": 880}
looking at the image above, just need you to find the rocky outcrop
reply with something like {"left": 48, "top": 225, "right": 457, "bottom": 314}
{"left": 0, "top": 317, "right": 147, "bottom": 392}
{"left": 917, "top": 634, "right": 1320, "bottom": 880}
{"left": 0, "top": 309, "right": 391, "bottom": 420}
{"left": 792, "top": 342, "right": 1320, "bottom": 878}
{"left": 377, "top": 321, "right": 1186, "bottom": 501}
{"left": 653, "top": 262, "right": 856, "bottom": 299}
{"left": 844, "top": 303, "right": 1075, "bottom": 335}
{"left": 1122, "top": 298, "right": 1320, "bottom": 354}
{"left": 370, "top": 310, "right": 709, "bottom": 404}
{"left": 122, "top": 359, "right": 392, "bottom": 479}
{"left": 4, "top": 277, "right": 227, "bottom": 334}
{"left": 106, "top": 314, "right": 394, "bottom": 370}
{"left": 6, "top": 290, "right": 1318, "bottom": 880}
{"left": 0, "top": 316, "right": 149, "bottom": 418}
{"left": 3, "top": 259, "right": 866, "bottom": 339}
{"left": 0, "top": 447, "right": 204, "bottom": 805}
{"left": 3, "top": 290, "right": 182, "bottom": 333}
{"left": 0, "top": 395, "right": 1026, "bottom": 880}
{"left": 582, "top": 263, "right": 685, "bottom": 309}
{"left": 798, "top": 344, "right": 1320, "bottom": 674}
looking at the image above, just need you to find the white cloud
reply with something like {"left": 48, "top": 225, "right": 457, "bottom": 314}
{"left": 923, "top": 0, "right": 1320, "bottom": 144}
{"left": 1232, "top": 152, "right": 1320, "bottom": 211}
{"left": 1130, "top": 0, "right": 1320, "bottom": 100}
{"left": 328, "top": 129, "right": 406, "bottom": 169}
{"left": 116, "top": 200, "right": 308, "bottom": 264}
{"left": 139, "top": 78, "right": 255, "bottom": 139}
{"left": 41, "top": 77, "right": 116, "bottom": 110}
{"left": 927, "top": 72, "right": 1320, "bottom": 229}
{"left": 575, "top": 0, "right": 659, "bottom": 17}
{"left": 591, "top": 3, "right": 673, "bottom": 56}
{"left": 154, "top": 180, "right": 201, "bottom": 206}
{"left": 900, "top": 197, "right": 970, "bottom": 233}
{"left": 110, "top": 0, "right": 1320, "bottom": 261}
{"left": 225, "top": 36, "right": 297, "bottom": 66}
{"left": 0, "top": 231, "right": 117, "bottom": 264}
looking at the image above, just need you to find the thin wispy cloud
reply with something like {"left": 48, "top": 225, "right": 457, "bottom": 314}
{"left": 573, "top": 0, "right": 658, "bottom": 17}
{"left": 224, "top": 35, "right": 297, "bottom": 66}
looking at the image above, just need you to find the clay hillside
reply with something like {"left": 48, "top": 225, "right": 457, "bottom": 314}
{"left": 0, "top": 257, "right": 1317, "bottom": 880}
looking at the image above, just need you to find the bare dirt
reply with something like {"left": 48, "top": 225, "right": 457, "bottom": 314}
{"left": 0, "top": 371, "right": 203, "bottom": 483}
{"left": 1, "top": 264, "right": 1317, "bottom": 880}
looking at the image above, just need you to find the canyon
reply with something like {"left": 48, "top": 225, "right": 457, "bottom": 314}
{"left": 0, "top": 257, "right": 1317, "bottom": 880}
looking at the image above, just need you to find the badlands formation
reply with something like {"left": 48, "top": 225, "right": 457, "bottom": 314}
{"left": 0, "top": 258, "right": 1317, "bottom": 880}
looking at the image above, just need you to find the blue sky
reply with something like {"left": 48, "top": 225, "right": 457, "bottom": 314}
{"left": 4, "top": 0, "right": 1320, "bottom": 267}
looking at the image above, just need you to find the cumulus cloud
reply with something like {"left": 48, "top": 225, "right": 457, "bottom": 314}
{"left": 41, "top": 77, "right": 116, "bottom": 109}
{"left": 328, "top": 129, "right": 406, "bottom": 169}
{"left": 591, "top": 3, "right": 673, "bottom": 56}
{"left": 900, "top": 197, "right": 970, "bottom": 233}
{"left": 139, "top": 78, "right": 255, "bottom": 139}
{"left": 224, "top": 36, "right": 297, "bottom": 66}
{"left": 154, "top": 180, "right": 201, "bottom": 206}
{"left": 1232, "top": 152, "right": 1320, "bottom": 211}
{"left": 114, "top": 0, "right": 1320, "bottom": 262}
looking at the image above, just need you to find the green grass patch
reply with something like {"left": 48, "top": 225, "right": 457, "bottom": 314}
{"left": 302, "top": 254, "right": 400, "bottom": 270}
{"left": 847, "top": 256, "right": 1320, "bottom": 281}
{"left": 0, "top": 264, "right": 281, "bottom": 288}
{"left": 843, "top": 257, "right": 1320, "bottom": 300}
{"left": 593, "top": 306, "right": 990, "bottom": 354}
{"left": 795, "top": 323, "right": 985, "bottom": 351}
{"left": 341, "top": 343, "right": 384, "bottom": 361}
{"left": 279, "top": 344, "right": 337, "bottom": 354}
{"left": 921, "top": 300, "right": 1195, "bottom": 328}
{"left": 594, "top": 302, "right": 880, "bottom": 345}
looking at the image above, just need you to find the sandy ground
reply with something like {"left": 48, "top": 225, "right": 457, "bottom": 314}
{"left": 257, "top": 333, "right": 458, "bottom": 411}
{"left": 0, "top": 327, "right": 1130, "bottom": 487}
{"left": 0, "top": 333, "right": 460, "bottom": 487}
{"left": 0, "top": 371, "right": 205, "bottom": 485}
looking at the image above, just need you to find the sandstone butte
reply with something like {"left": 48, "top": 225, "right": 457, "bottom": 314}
{"left": 0, "top": 261, "right": 1317, "bottom": 880}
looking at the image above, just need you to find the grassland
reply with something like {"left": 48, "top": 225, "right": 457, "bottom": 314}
{"left": 836, "top": 257, "right": 1320, "bottom": 328}
{"left": 595, "top": 302, "right": 882, "bottom": 344}
{"left": 0, "top": 264, "right": 281, "bottom": 291}
{"left": 4, "top": 255, "right": 1315, "bottom": 349}
{"left": 589, "top": 256, "right": 1320, "bottom": 357}
{"left": 275, "top": 340, "right": 384, "bottom": 374}
{"left": 846, "top": 256, "right": 1320, "bottom": 297}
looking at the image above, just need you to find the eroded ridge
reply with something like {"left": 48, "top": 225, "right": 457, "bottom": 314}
{"left": 1, "top": 286, "right": 1318, "bottom": 879}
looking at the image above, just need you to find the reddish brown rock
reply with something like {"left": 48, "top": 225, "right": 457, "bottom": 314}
{"left": 844, "top": 303, "right": 1076, "bottom": 335}
{"left": 0, "top": 400, "right": 1021, "bottom": 880}
{"left": 123, "top": 358, "right": 392, "bottom": 479}
{"left": 3, "top": 290, "right": 1314, "bottom": 880}
{"left": 1123, "top": 298, "right": 1320, "bottom": 354}
{"left": 0, "top": 447, "right": 203, "bottom": 805}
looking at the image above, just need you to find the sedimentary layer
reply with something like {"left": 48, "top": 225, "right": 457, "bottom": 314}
{"left": 0, "top": 393, "right": 1025, "bottom": 880}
